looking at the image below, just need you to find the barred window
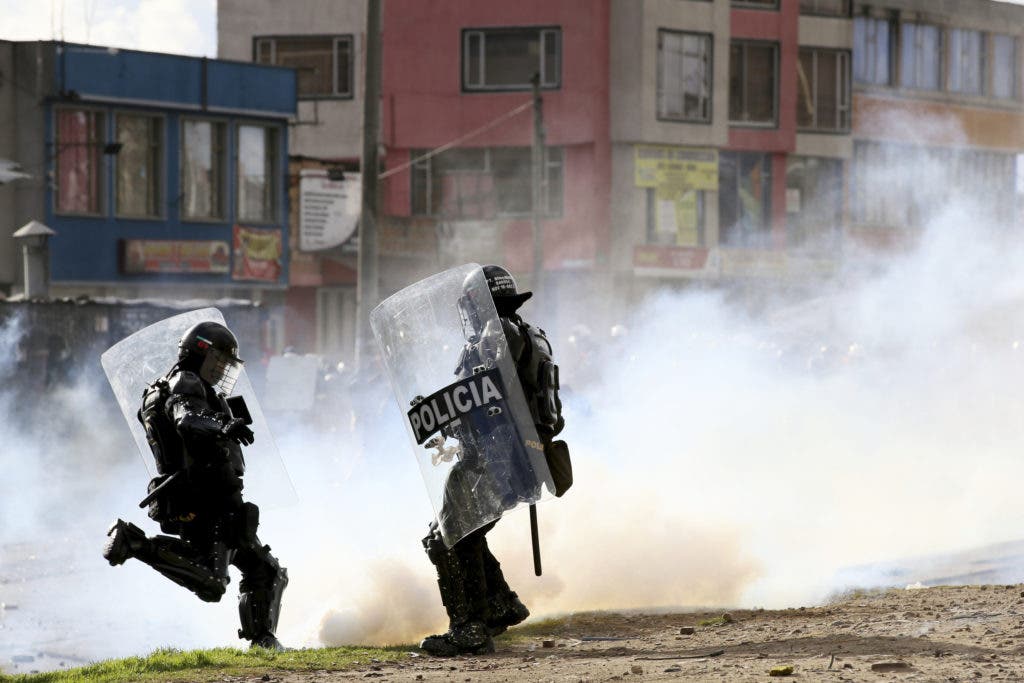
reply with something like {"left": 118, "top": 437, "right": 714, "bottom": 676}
{"left": 797, "top": 48, "right": 851, "bottom": 132}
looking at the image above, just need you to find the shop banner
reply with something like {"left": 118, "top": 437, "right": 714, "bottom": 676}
{"left": 121, "top": 239, "right": 231, "bottom": 275}
{"left": 635, "top": 145, "right": 718, "bottom": 191}
{"left": 232, "top": 225, "right": 282, "bottom": 282}
{"left": 636, "top": 145, "right": 718, "bottom": 247}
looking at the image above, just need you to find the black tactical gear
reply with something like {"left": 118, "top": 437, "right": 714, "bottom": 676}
{"left": 421, "top": 267, "right": 564, "bottom": 657}
{"left": 104, "top": 323, "right": 286, "bottom": 650}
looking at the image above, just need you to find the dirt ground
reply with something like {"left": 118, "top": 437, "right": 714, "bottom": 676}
{"left": 257, "top": 584, "right": 1024, "bottom": 682}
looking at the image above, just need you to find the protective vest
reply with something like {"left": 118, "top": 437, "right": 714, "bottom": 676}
{"left": 137, "top": 377, "right": 184, "bottom": 476}
{"left": 513, "top": 321, "right": 562, "bottom": 435}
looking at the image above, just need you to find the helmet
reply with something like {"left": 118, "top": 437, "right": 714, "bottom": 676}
{"left": 178, "top": 321, "right": 244, "bottom": 395}
{"left": 482, "top": 264, "right": 532, "bottom": 311}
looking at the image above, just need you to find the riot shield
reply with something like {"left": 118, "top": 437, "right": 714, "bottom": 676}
{"left": 100, "top": 308, "right": 296, "bottom": 507}
{"left": 371, "top": 264, "right": 555, "bottom": 547}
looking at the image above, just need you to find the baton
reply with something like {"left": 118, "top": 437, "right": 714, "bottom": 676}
{"left": 529, "top": 503, "right": 542, "bottom": 576}
{"left": 138, "top": 471, "right": 181, "bottom": 509}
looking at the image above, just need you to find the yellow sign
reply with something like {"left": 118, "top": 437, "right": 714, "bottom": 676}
{"left": 638, "top": 145, "right": 717, "bottom": 246}
{"left": 635, "top": 145, "right": 719, "bottom": 191}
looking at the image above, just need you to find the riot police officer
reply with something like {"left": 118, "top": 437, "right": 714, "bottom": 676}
{"left": 102, "top": 321, "right": 288, "bottom": 650}
{"left": 420, "top": 265, "right": 568, "bottom": 656}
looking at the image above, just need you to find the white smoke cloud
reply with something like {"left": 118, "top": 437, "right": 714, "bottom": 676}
{"left": 7, "top": 107, "right": 1024, "bottom": 671}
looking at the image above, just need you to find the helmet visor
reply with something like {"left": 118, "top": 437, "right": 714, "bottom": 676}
{"left": 199, "top": 346, "right": 244, "bottom": 395}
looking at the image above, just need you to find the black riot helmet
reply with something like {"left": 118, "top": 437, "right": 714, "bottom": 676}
{"left": 177, "top": 321, "right": 244, "bottom": 395}
{"left": 482, "top": 264, "right": 532, "bottom": 313}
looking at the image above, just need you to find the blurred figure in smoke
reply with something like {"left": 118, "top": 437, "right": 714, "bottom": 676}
{"left": 420, "top": 265, "right": 571, "bottom": 657}
{"left": 102, "top": 321, "right": 289, "bottom": 650}
{"left": 563, "top": 323, "right": 597, "bottom": 389}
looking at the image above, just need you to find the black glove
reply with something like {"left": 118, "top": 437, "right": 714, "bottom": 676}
{"left": 221, "top": 417, "right": 255, "bottom": 446}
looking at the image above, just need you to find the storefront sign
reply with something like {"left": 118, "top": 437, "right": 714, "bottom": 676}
{"left": 299, "top": 170, "right": 361, "bottom": 251}
{"left": 232, "top": 225, "right": 282, "bottom": 282}
{"left": 636, "top": 145, "right": 718, "bottom": 247}
{"left": 633, "top": 245, "right": 711, "bottom": 276}
{"left": 121, "top": 239, "right": 230, "bottom": 275}
{"left": 635, "top": 145, "right": 719, "bottom": 191}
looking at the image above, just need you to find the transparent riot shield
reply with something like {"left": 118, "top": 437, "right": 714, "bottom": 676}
{"left": 100, "top": 307, "right": 296, "bottom": 507}
{"left": 371, "top": 264, "right": 555, "bottom": 547}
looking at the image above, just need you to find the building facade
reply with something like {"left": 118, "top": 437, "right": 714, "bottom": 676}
{"left": 379, "top": 0, "right": 613, "bottom": 329}
{"left": 0, "top": 41, "right": 296, "bottom": 330}
{"left": 219, "top": 0, "right": 366, "bottom": 358}
{"left": 615, "top": 0, "right": 853, "bottom": 300}
{"left": 850, "top": 0, "right": 1024, "bottom": 245}
{"left": 214, "top": 0, "right": 1024, "bottom": 353}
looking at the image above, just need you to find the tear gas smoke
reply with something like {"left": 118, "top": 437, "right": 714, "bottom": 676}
{"left": 5, "top": 111, "right": 1024, "bottom": 670}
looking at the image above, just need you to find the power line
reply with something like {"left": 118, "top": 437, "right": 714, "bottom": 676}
{"left": 377, "top": 99, "right": 532, "bottom": 180}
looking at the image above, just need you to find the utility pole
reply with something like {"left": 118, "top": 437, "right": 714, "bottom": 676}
{"left": 530, "top": 72, "right": 546, "bottom": 299}
{"left": 357, "top": 0, "right": 382, "bottom": 366}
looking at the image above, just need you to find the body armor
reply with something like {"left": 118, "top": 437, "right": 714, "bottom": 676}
{"left": 504, "top": 318, "right": 563, "bottom": 438}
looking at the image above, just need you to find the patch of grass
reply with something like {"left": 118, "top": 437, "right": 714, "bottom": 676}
{"left": 0, "top": 645, "right": 412, "bottom": 683}
{"left": 697, "top": 615, "right": 731, "bottom": 628}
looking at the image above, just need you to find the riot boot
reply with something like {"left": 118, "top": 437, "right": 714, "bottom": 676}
{"left": 420, "top": 525, "right": 494, "bottom": 657}
{"left": 103, "top": 519, "right": 147, "bottom": 566}
{"left": 104, "top": 520, "right": 228, "bottom": 602}
{"left": 238, "top": 563, "right": 289, "bottom": 650}
{"left": 481, "top": 545, "right": 529, "bottom": 636}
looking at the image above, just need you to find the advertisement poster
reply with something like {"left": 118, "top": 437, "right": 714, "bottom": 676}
{"left": 299, "top": 170, "right": 361, "bottom": 251}
{"left": 232, "top": 225, "right": 282, "bottom": 282}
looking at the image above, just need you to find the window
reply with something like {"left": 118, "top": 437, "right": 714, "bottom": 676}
{"left": 462, "top": 27, "right": 561, "bottom": 91}
{"left": 657, "top": 30, "right": 712, "bottom": 123}
{"left": 948, "top": 29, "right": 984, "bottom": 95}
{"left": 853, "top": 16, "right": 892, "bottom": 85}
{"left": 729, "top": 41, "right": 778, "bottom": 125}
{"left": 797, "top": 48, "right": 851, "bottom": 132}
{"left": 55, "top": 108, "right": 104, "bottom": 214}
{"left": 732, "top": 0, "right": 778, "bottom": 7}
{"left": 237, "top": 125, "right": 280, "bottom": 223}
{"left": 719, "top": 152, "right": 772, "bottom": 247}
{"left": 646, "top": 189, "right": 707, "bottom": 247}
{"left": 991, "top": 34, "right": 1017, "bottom": 100}
{"left": 254, "top": 35, "right": 353, "bottom": 98}
{"left": 115, "top": 113, "right": 162, "bottom": 218}
{"left": 786, "top": 156, "right": 842, "bottom": 249}
{"left": 853, "top": 141, "right": 1016, "bottom": 227}
{"left": 181, "top": 119, "right": 226, "bottom": 221}
{"left": 411, "top": 146, "right": 563, "bottom": 218}
{"left": 800, "top": 0, "right": 850, "bottom": 16}
{"left": 899, "top": 23, "right": 941, "bottom": 90}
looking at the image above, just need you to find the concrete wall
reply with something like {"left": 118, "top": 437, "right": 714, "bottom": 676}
{"left": 0, "top": 42, "right": 50, "bottom": 295}
{"left": 218, "top": 0, "right": 366, "bottom": 161}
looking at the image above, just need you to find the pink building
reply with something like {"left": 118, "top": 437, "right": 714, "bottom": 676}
{"left": 379, "top": 0, "right": 612, "bottom": 309}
